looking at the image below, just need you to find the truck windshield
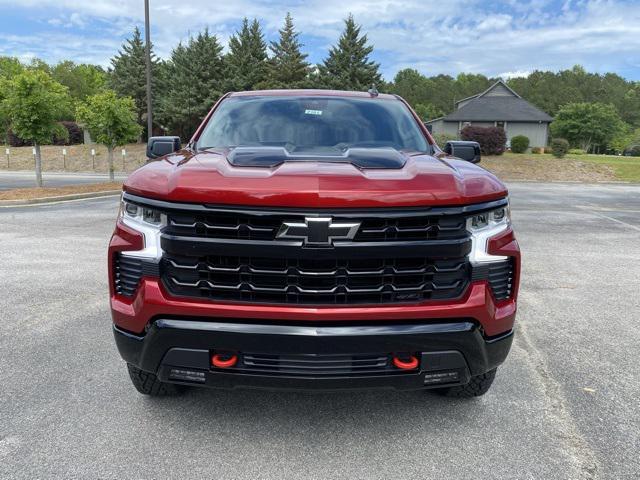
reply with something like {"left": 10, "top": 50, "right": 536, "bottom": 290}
{"left": 196, "top": 96, "right": 430, "bottom": 154}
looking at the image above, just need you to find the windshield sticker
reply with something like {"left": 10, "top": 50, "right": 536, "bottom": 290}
{"left": 304, "top": 109, "right": 323, "bottom": 116}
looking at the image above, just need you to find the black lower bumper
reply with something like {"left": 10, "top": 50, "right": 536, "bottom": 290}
{"left": 114, "top": 319, "right": 513, "bottom": 392}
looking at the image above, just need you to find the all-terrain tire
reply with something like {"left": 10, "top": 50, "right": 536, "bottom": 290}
{"left": 435, "top": 368, "right": 497, "bottom": 398}
{"left": 126, "top": 363, "right": 186, "bottom": 396}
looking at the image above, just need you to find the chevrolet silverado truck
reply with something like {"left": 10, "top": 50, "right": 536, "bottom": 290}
{"left": 109, "top": 89, "right": 520, "bottom": 398}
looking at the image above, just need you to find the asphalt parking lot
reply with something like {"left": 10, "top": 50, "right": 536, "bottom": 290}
{"left": 0, "top": 182, "right": 638, "bottom": 479}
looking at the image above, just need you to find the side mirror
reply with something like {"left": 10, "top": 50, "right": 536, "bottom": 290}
{"left": 147, "top": 136, "right": 181, "bottom": 160}
{"left": 444, "top": 141, "right": 481, "bottom": 163}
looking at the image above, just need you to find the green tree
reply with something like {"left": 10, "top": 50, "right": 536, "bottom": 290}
{"left": 550, "top": 102, "right": 626, "bottom": 152}
{"left": 109, "top": 27, "right": 160, "bottom": 136}
{"left": 158, "top": 29, "right": 225, "bottom": 138}
{"left": 76, "top": 90, "right": 142, "bottom": 180}
{"left": 413, "top": 103, "right": 444, "bottom": 121}
{"left": 3, "top": 70, "right": 70, "bottom": 185}
{"left": 317, "top": 14, "right": 381, "bottom": 91}
{"left": 619, "top": 86, "right": 640, "bottom": 127}
{"left": 609, "top": 126, "right": 640, "bottom": 153}
{"left": 266, "top": 13, "right": 310, "bottom": 88}
{"left": 0, "top": 57, "right": 25, "bottom": 144}
{"left": 225, "top": 18, "right": 268, "bottom": 91}
{"left": 51, "top": 61, "right": 106, "bottom": 102}
{"left": 391, "top": 69, "right": 433, "bottom": 107}
{"left": 0, "top": 56, "right": 24, "bottom": 79}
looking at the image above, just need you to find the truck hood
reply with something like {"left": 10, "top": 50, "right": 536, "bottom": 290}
{"left": 124, "top": 148, "right": 508, "bottom": 208}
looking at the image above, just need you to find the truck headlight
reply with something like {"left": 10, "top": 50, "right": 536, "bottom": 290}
{"left": 467, "top": 203, "right": 510, "bottom": 264}
{"left": 118, "top": 197, "right": 165, "bottom": 259}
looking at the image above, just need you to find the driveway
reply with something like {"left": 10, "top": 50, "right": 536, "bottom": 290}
{"left": 0, "top": 182, "right": 638, "bottom": 479}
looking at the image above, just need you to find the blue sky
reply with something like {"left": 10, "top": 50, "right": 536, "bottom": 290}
{"left": 1, "top": 0, "right": 640, "bottom": 80}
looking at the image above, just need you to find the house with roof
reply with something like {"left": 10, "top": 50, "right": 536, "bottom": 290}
{"left": 425, "top": 80, "right": 553, "bottom": 148}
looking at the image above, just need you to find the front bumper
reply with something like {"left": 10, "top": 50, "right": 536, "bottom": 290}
{"left": 114, "top": 318, "right": 513, "bottom": 392}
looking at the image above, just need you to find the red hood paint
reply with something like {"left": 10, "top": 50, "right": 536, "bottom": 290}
{"left": 123, "top": 149, "right": 507, "bottom": 208}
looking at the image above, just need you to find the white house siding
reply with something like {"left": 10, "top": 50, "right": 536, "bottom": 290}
{"left": 429, "top": 120, "right": 460, "bottom": 138}
{"left": 463, "top": 121, "right": 494, "bottom": 128}
{"left": 506, "top": 122, "right": 548, "bottom": 148}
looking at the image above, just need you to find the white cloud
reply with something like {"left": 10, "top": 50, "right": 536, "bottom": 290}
{"left": 477, "top": 14, "right": 512, "bottom": 32}
{"left": 1, "top": 0, "right": 639, "bottom": 79}
{"left": 499, "top": 70, "right": 532, "bottom": 79}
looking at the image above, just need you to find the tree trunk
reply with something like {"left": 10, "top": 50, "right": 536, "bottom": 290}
{"left": 107, "top": 146, "right": 115, "bottom": 181}
{"left": 34, "top": 142, "right": 43, "bottom": 187}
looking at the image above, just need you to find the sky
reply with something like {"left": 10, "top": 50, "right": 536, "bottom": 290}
{"left": 1, "top": 0, "right": 640, "bottom": 81}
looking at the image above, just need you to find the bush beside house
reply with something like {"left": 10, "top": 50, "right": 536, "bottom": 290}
{"left": 461, "top": 125, "right": 506, "bottom": 155}
{"left": 551, "top": 138, "right": 570, "bottom": 158}
{"left": 511, "top": 135, "right": 529, "bottom": 153}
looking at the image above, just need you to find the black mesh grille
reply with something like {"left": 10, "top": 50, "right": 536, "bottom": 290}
{"left": 165, "top": 210, "right": 468, "bottom": 242}
{"left": 114, "top": 254, "right": 143, "bottom": 297}
{"left": 167, "top": 211, "right": 283, "bottom": 240}
{"left": 224, "top": 353, "right": 403, "bottom": 376}
{"left": 162, "top": 254, "right": 470, "bottom": 305}
{"left": 355, "top": 216, "right": 466, "bottom": 241}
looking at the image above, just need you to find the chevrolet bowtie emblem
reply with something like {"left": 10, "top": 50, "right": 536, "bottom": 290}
{"left": 276, "top": 217, "right": 361, "bottom": 246}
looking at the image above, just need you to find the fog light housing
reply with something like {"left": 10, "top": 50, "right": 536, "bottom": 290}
{"left": 423, "top": 371, "right": 460, "bottom": 385}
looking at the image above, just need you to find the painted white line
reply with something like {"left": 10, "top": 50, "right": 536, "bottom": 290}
{"left": 576, "top": 206, "right": 640, "bottom": 232}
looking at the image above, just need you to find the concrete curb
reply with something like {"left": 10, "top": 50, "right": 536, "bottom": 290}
{"left": 0, "top": 190, "right": 121, "bottom": 207}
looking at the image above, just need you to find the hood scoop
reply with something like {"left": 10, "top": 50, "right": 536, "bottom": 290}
{"left": 226, "top": 146, "right": 407, "bottom": 169}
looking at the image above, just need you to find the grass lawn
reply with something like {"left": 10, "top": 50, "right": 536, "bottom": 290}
{"left": 0, "top": 143, "right": 147, "bottom": 174}
{"left": 482, "top": 152, "right": 640, "bottom": 183}
{"left": 572, "top": 154, "right": 640, "bottom": 182}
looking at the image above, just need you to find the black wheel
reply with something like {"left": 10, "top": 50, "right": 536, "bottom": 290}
{"left": 435, "top": 368, "right": 497, "bottom": 398}
{"left": 126, "top": 363, "right": 186, "bottom": 396}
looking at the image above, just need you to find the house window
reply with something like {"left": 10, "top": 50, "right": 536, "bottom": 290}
{"left": 496, "top": 121, "right": 505, "bottom": 130}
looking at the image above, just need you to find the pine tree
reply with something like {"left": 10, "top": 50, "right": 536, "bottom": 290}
{"left": 158, "top": 29, "right": 225, "bottom": 138}
{"left": 225, "top": 18, "right": 268, "bottom": 91}
{"left": 317, "top": 15, "right": 382, "bottom": 91}
{"left": 267, "top": 13, "right": 310, "bottom": 88}
{"left": 109, "top": 27, "right": 160, "bottom": 136}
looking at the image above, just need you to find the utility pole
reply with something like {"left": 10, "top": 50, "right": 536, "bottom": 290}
{"left": 144, "top": 0, "right": 153, "bottom": 139}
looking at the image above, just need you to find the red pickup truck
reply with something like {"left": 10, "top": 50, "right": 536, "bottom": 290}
{"left": 109, "top": 89, "right": 520, "bottom": 398}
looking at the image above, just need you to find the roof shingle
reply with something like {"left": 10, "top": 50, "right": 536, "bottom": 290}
{"left": 442, "top": 96, "right": 553, "bottom": 122}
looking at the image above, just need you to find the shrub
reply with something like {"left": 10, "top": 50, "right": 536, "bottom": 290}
{"left": 551, "top": 138, "right": 570, "bottom": 158}
{"left": 8, "top": 130, "right": 31, "bottom": 147}
{"left": 53, "top": 121, "right": 84, "bottom": 145}
{"left": 432, "top": 133, "right": 457, "bottom": 147}
{"left": 531, "top": 147, "right": 542, "bottom": 154}
{"left": 510, "top": 135, "right": 529, "bottom": 153}
{"left": 460, "top": 125, "right": 506, "bottom": 155}
{"left": 624, "top": 145, "right": 640, "bottom": 157}
{"left": 568, "top": 148, "right": 586, "bottom": 155}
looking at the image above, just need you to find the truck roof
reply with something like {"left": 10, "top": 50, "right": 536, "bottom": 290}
{"left": 228, "top": 89, "right": 398, "bottom": 100}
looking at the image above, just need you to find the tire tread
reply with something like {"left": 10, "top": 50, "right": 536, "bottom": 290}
{"left": 437, "top": 368, "right": 497, "bottom": 398}
{"left": 127, "top": 363, "right": 185, "bottom": 396}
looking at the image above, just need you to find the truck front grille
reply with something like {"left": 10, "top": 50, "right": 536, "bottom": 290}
{"left": 120, "top": 192, "right": 515, "bottom": 306}
{"left": 165, "top": 209, "right": 468, "bottom": 242}
{"left": 163, "top": 254, "right": 470, "bottom": 305}
{"left": 231, "top": 353, "right": 397, "bottom": 376}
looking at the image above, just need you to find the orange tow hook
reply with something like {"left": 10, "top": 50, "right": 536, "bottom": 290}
{"left": 211, "top": 353, "right": 238, "bottom": 368}
{"left": 392, "top": 355, "right": 419, "bottom": 370}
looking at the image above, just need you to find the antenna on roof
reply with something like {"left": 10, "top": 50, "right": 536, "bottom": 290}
{"left": 368, "top": 84, "right": 379, "bottom": 97}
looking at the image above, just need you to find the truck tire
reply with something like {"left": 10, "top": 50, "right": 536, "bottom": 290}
{"left": 435, "top": 368, "right": 497, "bottom": 398}
{"left": 126, "top": 363, "right": 186, "bottom": 396}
